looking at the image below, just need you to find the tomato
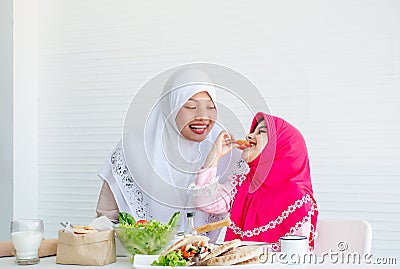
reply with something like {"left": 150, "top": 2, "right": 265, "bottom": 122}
{"left": 136, "top": 219, "right": 148, "bottom": 225}
{"left": 182, "top": 250, "right": 190, "bottom": 259}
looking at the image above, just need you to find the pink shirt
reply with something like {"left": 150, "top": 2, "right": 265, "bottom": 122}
{"left": 195, "top": 166, "right": 231, "bottom": 214}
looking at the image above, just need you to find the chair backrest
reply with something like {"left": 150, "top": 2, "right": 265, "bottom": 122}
{"left": 314, "top": 219, "right": 372, "bottom": 256}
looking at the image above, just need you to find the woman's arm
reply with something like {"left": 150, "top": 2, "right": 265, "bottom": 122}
{"left": 194, "top": 167, "right": 232, "bottom": 214}
{"left": 96, "top": 181, "right": 119, "bottom": 223}
{"left": 194, "top": 130, "right": 240, "bottom": 214}
{"left": 194, "top": 166, "right": 248, "bottom": 215}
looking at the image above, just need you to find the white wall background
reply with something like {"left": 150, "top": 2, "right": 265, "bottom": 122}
{"left": 22, "top": 0, "right": 400, "bottom": 259}
{"left": 0, "top": 0, "right": 13, "bottom": 241}
{"left": 13, "top": 0, "right": 39, "bottom": 220}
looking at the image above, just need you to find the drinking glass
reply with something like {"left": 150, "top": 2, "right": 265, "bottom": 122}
{"left": 10, "top": 219, "right": 44, "bottom": 265}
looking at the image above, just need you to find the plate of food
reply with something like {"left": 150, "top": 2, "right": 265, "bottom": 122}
{"left": 133, "top": 236, "right": 273, "bottom": 268}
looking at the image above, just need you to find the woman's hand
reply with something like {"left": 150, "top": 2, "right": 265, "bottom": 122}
{"left": 203, "top": 131, "right": 235, "bottom": 168}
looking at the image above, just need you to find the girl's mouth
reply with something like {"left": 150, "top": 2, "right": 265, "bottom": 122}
{"left": 189, "top": 124, "right": 208, "bottom": 134}
{"left": 236, "top": 140, "right": 256, "bottom": 150}
{"left": 243, "top": 143, "right": 256, "bottom": 151}
{"left": 243, "top": 141, "right": 257, "bottom": 151}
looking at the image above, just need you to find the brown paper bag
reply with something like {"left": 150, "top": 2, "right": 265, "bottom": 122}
{"left": 56, "top": 230, "right": 116, "bottom": 266}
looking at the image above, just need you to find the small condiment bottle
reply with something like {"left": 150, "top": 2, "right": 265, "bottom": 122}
{"left": 184, "top": 212, "right": 197, "bottom": 237}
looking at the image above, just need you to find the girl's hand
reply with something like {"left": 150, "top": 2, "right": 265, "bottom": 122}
{"left": 204, "top": 131, "right": 235, "bottom": 168}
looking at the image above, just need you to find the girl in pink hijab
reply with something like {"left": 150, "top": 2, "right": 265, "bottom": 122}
{"left": 194, "top": 112, "right": 318, "bottom": 250}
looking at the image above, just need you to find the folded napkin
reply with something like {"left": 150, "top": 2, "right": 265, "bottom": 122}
{"left": 0, "top": 217, "right": 113, "bottom": 258}
{"left": 0, "top": 238, "right": 58, "bottom": 258}
{"left": 89, "top": 216, "right": 113, "bottom": 231}
{"left": 0, "top": 241, "right": 14, "bottom": 257}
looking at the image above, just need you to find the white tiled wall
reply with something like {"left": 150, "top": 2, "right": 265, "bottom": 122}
{"left": 36, "top": 0, "right": 400, "bottom": 259}
{"left": 0, "top": 0, "right": 13, "bottom": 241}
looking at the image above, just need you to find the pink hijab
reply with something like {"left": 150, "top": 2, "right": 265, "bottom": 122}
{"left": 225, "top": 112, "right": 318, "bottom": 249}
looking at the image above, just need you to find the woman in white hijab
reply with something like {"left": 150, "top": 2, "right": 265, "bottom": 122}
{"left": 96, "top": 67, "right": 245, "bottom": 242}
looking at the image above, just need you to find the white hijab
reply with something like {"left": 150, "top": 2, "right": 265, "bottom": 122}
{"left": 124, "top": 69, "right": 231, "bottom": 208}
{"left": 101, "top": 68, "right": 243, "bottom": 241}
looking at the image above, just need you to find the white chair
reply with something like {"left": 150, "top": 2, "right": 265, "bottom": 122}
{"left": 314, "top": 219, "right": 372, "bottom": 256}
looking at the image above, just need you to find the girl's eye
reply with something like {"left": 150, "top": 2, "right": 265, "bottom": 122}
{"left": 208, "top": 106, "right": 216, "bottom": 110}
{"left": 259, "top": 129, "right": 267, "bottom": 134}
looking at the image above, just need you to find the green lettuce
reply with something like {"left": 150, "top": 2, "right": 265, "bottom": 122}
{"left": 151, "top": 250, "right": 186, "bottom": 267}
{"left": 118, "top": 212, "right": 136, "bottom": 225}
{"left": 115, "top": 211, "right": 181, "bottom": 257}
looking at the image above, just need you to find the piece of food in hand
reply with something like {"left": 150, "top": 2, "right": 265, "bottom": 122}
{"left": 235, "top": 139, "right": 252, "bottom": 149}
{"left": 153, "top": 235, "right": 212, "bottom": 266}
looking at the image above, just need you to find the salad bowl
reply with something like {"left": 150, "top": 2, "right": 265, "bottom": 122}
{"left": 113, "top": 212, "right": 180, "bottom": 262}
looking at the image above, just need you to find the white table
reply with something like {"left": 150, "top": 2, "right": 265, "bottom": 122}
{"left": 0, "top": 255, "right": 396, "bottom": 269}
{"left": 0, "top": 256, "right": 131, "bottom": 268}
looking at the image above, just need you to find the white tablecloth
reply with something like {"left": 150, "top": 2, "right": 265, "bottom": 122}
{"left": 0, "top": 256, "right": 131, "bottom": 269}
{"left": 0, "top": 255, "right": 396, "bottom": 269}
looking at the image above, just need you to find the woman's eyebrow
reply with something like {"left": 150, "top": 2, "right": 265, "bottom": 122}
{"left": 187, "top": 98, "right": 213, "bottom": 102}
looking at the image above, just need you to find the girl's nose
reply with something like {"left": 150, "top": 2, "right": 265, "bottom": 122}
{"left": 247, "top": 133, "right": 254, "bottom": 140}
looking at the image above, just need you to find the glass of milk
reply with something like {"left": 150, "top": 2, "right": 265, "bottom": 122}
{"left": 10, "top": 219, "right": 44, "bottom": 265}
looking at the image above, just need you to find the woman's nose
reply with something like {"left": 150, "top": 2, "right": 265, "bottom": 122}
{"left": 247, "top": 133, "right": 254, "bottom": 140}
{"left": 194, "top": 115, "right": 208, "bottom": 121}
{"left": 194, "top": 106, "right": 210, "bottom": 120}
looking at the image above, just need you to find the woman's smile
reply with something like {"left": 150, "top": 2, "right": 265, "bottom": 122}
{"left": 189, "top": 123, "right": 209, "bottom": 134}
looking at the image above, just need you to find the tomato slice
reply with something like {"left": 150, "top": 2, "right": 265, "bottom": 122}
{"left": 136, "top": 219, "right": 148, "bottom": 225}
{"left": 182, "top": 250, "right": 190, "bottom": 259}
